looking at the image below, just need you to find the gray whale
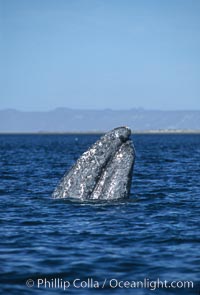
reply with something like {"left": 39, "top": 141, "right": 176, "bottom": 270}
{"left": 52, "top": 127, "right": 135, "bottom": 200}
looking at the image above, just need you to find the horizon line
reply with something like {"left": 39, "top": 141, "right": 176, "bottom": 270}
{"left": 1, "top": 129, "right": 200, "bottom": 135}
{"left": 1, "top": 107, "right": 200, "bottom": 112}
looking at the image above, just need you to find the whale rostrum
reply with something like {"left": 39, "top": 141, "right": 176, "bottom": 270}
{"left": 52, "top": 127, "right": 135, "bottom": 200}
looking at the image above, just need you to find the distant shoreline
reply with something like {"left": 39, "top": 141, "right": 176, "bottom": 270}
{"left": 1, "top": 130, "right": 200, "bottom": 135}
{"left": 1, "top": 109, "right": 199, "bottom": 132}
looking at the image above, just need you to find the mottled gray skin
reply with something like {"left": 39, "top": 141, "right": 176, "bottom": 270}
{"left": 52, "top": 127, "right": 135, "bottom": 200}
{"left": 90, "top": 141, "right": 134, "bottom": 200}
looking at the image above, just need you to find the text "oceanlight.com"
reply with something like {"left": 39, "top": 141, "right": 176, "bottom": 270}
{"left": 26, "top": 277, "right": 194, "bottom": 291}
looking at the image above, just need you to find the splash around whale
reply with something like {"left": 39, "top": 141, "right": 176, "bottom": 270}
{"left": 52, "top": 127, "right": 135, "bottom": 200}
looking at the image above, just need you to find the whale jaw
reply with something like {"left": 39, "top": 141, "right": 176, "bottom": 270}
{"left": 52, "top": 127, "right": 135, "bottom": 200}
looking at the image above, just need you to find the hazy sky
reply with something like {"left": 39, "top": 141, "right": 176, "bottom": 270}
{"left": 0, "top": 0, "right": 200, "bottom": 111}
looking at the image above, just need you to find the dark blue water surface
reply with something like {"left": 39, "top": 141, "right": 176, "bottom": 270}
{"left": 0, "top": 134, "right": 199, "bottom": 295}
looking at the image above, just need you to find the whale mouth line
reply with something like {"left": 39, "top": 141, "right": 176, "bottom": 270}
{"left": 99, "top": 136, "right": 130, "bottom": 168}
{"left": 52, "top": 127, "right": 135, "bottom": 200}
{"left": 89, "top": 139, "right": 131, "bottom": 197}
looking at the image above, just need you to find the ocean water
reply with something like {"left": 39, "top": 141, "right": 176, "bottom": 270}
{"left": 0, "top": 134, "right": 199, "bottom": 295}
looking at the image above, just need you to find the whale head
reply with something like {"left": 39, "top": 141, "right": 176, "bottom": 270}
{"left": 52, "top": 127, "right": 135, "bottom": 200}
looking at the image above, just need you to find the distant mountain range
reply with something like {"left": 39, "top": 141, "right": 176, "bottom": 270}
{"left": 0, "top": 108, "right": 200, "bottom": 132}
